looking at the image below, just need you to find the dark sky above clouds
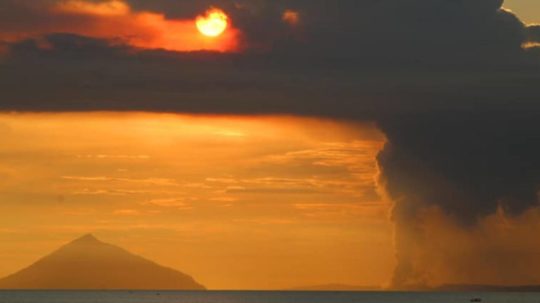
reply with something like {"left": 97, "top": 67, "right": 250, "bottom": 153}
{"left": 0, "top": 0, "right": 539, "bottom": 287}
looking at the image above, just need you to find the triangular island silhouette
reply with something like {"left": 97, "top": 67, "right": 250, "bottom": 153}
{"left": 0, "top": 234, "right": 205, "bottom": 290}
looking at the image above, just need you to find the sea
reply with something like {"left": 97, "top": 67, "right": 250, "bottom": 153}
{"left": 0, "top": 291, "right": 539, "bottom": 303}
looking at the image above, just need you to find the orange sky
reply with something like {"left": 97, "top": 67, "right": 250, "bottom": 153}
{"left": 0, "top": 113, "right": 393, "bottom": 289}
{"left": 0, "top": 0, "right": 240, "bottom": 52}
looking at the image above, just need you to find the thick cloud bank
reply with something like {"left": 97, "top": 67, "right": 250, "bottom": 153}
{"left": 0, "top": 0, "right": 539, "bottom": 287}
{"left": 378, "top": 111, "right": 540, "bottom": 287}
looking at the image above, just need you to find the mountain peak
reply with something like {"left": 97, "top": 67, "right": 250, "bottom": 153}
{"left": 72, "top": 233, "right": 100, "bottom": 244}
{"left": 0, "top": 234, "right": 205, "bottom": 290}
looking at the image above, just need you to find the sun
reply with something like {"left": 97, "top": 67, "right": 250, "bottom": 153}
{"left": 196, "top": 8, "right": 229, "bottom": 38}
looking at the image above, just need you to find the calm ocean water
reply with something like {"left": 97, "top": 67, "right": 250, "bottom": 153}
{"left": 0, "top": 291, "right": 538, "bottom": 303}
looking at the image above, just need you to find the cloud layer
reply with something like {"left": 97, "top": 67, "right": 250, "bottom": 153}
{"left": 0, "top": 0, "right": 239, "bottom": 51}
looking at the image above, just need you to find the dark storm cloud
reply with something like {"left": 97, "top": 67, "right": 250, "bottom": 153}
{"left": 0, "top": 0, "right": 539, "bottom": 287}
{"left": 0, "top": 0, "right": 530, "bottom": 61}
{"left": 527, "top": 24, "right": 540, "bottom": 42}
{"left": 378, "top": 110, "right": 540, "bottom": 287}
{"left": 129, "top": 0, "right": 527, "bottom": 60}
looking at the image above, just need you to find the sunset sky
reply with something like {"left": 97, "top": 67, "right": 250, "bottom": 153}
{"left": 0, "top": 0, "right": 539, "bottom": 290}
{"left": 0, "top": 114, "right": 392, "bottom": 289}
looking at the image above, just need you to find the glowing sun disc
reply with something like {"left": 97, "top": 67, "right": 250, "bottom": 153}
{"left": 196, "top": 9, "right": 229, "bottom": 37}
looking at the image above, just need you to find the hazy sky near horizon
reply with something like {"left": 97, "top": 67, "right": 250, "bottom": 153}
{"left": 0, "top": 0, "right": 539, "bottom": 290}
{"left": 0, "top": 113, "right": 393, "bottom": 289}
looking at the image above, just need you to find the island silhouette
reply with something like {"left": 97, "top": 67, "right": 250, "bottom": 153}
{"left": 0, "top": 234, "right": 205, "bottom": 290}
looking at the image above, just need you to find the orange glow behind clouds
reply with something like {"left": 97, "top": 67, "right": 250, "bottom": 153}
{"left": 282, "top": 10, "right": 300, "bottom": 26}
{"left": 55, "top": 0, "right": 130, "bottom": 16}
{"left": 12, "top": 0, "right": 240, "bottom": 52}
